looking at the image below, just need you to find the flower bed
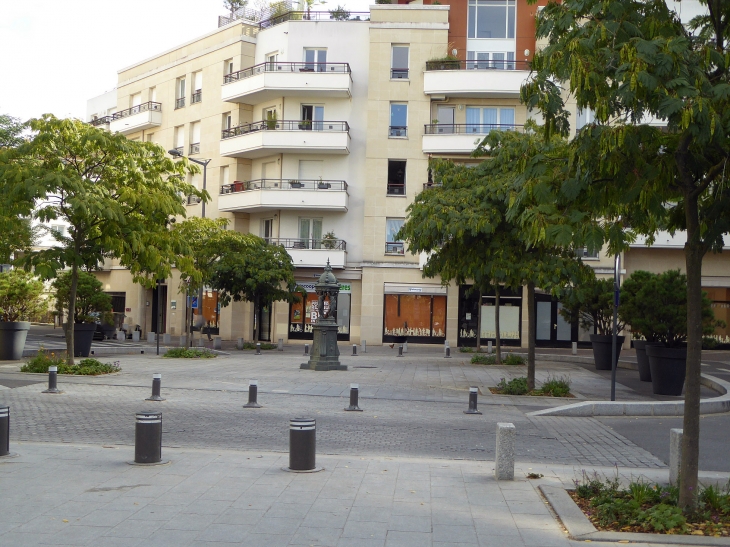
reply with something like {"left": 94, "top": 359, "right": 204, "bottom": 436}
{"left": 164, "top": 348, "right": 217, "bottom": 359}
{"left": 488, "top": 375, "right": 573, "bottom": 397}
{"left": 21, "top": 350, "right": 120, "bottom": 375}
{"left": 470, "top": 353, "right": 525, "bottom": 365}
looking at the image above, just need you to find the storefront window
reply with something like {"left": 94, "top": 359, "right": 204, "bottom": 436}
{"left": 191, "top": 289, "right": 220, "bottom": 334}
{"left": 289, "top": 282, "right": 351, "bottom": 341}
{"left": 704, "top": 287, "right": 730, "bottom": 342}
{"left": 457, "top": 286, "right": 522, "bottom": 346}
{"left": 383, "top": 294, "right": 446, "bottom": 342}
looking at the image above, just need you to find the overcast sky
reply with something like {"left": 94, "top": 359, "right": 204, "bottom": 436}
{"left": 0, "top": 0, "right": 371, "bottom": 122}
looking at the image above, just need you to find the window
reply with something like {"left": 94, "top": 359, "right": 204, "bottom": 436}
{"left": 576, "top": 108, "right": 596, "bottom": 131}
{"left": 149, "top": 87, "right": 157, "bottom": 102}
{"left": 299, "top": 218, "right": 323, "bottom": 249}
{"left": 387, "top": 160, "right": 406, "bottom": 195}
{"left": 301, "top": 105, "right": 324, "bottom": 131}
{"left": 220, "top": 166, "right": 230, "bottom": 192}
{"left": 222, "top": 112, "right": 232, "bottom": 130}
{"left": 303, "top": 48, "right": 326, "bottom": 71}
{"left": 130, "top": 92, "right": 142, "bottom": 108}
{"left": 176, "top": 77, "right": 186, "bottom": 108}
{"left": 263, "top": 107, "right": 278, "bottom": 129}
{"left": 146, "top": 133, "right": 154, "bottom": 142}
{"left": 261, "top": 218, "right": 274, "bottom": 243}
{"left": 467, "top": 51, "right": 516, "bottom": 70}
{"left": 191, "top": 71, "right": 202, "bottom": 104}
{"left": 468, "top": 0, "right": 515, "bottom": 39}
{"left": 385, "top": 218, "right": 405, "bottom": 254}
{"left": 389, "top": 103, "right": 407, "bottom": 137}
{"left": 174, "top": 125, "right": 184, "bottom": 154}
{"left": 575, "top": 247, "right": 599, "bottom": 259}
{"left": 190, "top": 121, "right": 201, "bottom": 154}
{"left": 50, "top": 224, "right": 66, "bottom": 238}
{"left": 391, "top": 45, "right": 409, "bottom": 79}
{"left": 465, "top": 107, "right": 515, "bottom": 133}
{"left": 224, "top": 58, "right": 234, "bottom": 75}
{"left": 384, "top": 294, "right": 446, "bottom": 339}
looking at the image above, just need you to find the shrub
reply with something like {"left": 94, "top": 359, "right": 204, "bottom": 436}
{"left": 21, "top": 351, "right": 120, "bottom": 375}
{"left": 640, "top": 504, "right": 686, "bottom": 533}
{"left": 503, "top": 353, "right": 525, "bottom": 366}
{"left": 702, "top": 336, "right": 719, "bottom": 350}
{"left": 459, "top": 346, "right": 474, "bottom": 353}
{"left": 21, "top": 348, "right": 65, "bottom": 372}
{"left": 496, "top": 377, "right": 529, "bottom": 395}
{"left": 241, "top": 342, "right": 277, "bottom": 350}
{"left": 539, "top": 375, "right": 571, "bottom": 397}
{"left": 471, "top": 354, "right": 496, "bottom": 365}
{"left": 594, "top": 498, "right": 641, "bottom": 527}
{"left": 0, "top": 269, "right": 48, "bottom": 322}
{"left": 164, "top": 348, "right": 217, "bottom": 358}
{"left": 559, "top": 275, "right": 625, "bottom": 336}
{"left": 329, "top": 4, "right": 350, "bottom": 20}
{"left": 53, "top": 271, "right": 112, "bottom": 324}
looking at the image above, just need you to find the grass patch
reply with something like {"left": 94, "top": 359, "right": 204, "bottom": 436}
{"left": 489, "top": 375, "right": 573, "bottom": 397}
{"left": 240, "top": 342, "right": 277, "bottom": 350}
{"left": 164, "top": 348, "right": 217, "bottom": 359}
{"left": 21, "top": 350, "right": 120, "bottom": 375}
{"left": 570, "top": 471, "right": 730, "bottom": 536}
{"left": 470, "top": 353, "right": 525, "bottom": 365}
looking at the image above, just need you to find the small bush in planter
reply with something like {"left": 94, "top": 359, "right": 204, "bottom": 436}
{"left": 619, "top": 270, "right": 659, "bottom": 343}
{"left": 0, "top": 269, "right": 48, "bottom": 323}
{"left": 559, "top": 275, "right": 625, "bottom": 336}
{"left": 52, "top": 271, "right": 112, "bottom": 324}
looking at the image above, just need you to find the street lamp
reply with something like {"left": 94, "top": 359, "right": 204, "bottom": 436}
{"left": 168, "top": 149, "right": 212, "bottom": 346}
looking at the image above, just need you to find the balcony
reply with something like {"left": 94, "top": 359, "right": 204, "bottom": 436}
{"left": 219, "top": 179, "right": 348, "bottom": 213}
{"left": 222, "top": 62, "right": 352, "bottom": 104}
{"left": 220, "top": 120, "right": 350, "bottom": 159}
{"left": 385, "top": 242, "right": 405, "bottom": 255}
{"left": 423, "top": 60, "right": 531, "bottom": 98}
{"left": 270, "top": 237, "right": 347, "bottom": 269}
{"left": 389, "top": 126, "right": 407, "bottom": 138}
{"left": 89, "top": 116, "right": 111, "bottom": 130}
{"left": 422, "top": 123, "right": 524, "bottom": 154}
{"left": 189, "top": 143, "right": 200, "bottom": 155}
{"left": 109, "top": 102, "right": 162, "bottom": 135}
{"left": 191, "top": 90, "right": 202, "bottom": 104}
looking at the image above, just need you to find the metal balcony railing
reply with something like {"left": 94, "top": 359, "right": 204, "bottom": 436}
{"left": 191, "top": 90, "right": 202, "bottom": 104}
{"left": 175, "top": 97, "right": 185, "bottom": 109}
{"left": 385, "top": 242, "right": 405, "bottom": 255}
{"left": 425, "top": 59, "right": 530, "bottom": 71}
{"left": 189, "top": 143, "right": 200, "bottom": 155}
{"left": 387, "top": 183, "right": 405, "bottom": 195}
{"left": 220, "top": 179, "right": 348, "bottom": 194}
{"left": 422, "top": 183, "right": 443, "bottom": 190}
{"left": 270, "top": 237, "right": 347, "bottom": 251}
{"left": 224, "top": 62, "right": 351, "bottom": 83}
{"left": 424, "top": 123, "right": 524, "bottom": 135}
{"left": 391, "top": 68, "right": 409, "bottom": 79}
{"left": 389, "top": 126, "right": 407, "bottom": 138}
{"left": 173, "top": 146, "right": 184, "bottom": 155}
{"left": 258, "top": 11, "right": 369, "bottom": 29}
{"left": 110, "top": 102, "right": 161, "bottom": 120}
{"left": 221, "top": 120, "right": 350, "bottom": 139}
{"left": 90, "top": 116, "right": 112, "bottom": 126}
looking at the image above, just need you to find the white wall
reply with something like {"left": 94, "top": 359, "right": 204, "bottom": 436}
{"left": 85, "top": 88, "right": 118, "bottom": 121}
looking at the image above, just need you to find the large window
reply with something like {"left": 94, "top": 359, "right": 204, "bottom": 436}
{"left": 468, "top": 0, "right": 515, "bottom": 39}
{"left": 467, "top": 51, "right": 516, "bottom": 70}
{"left": 299, "top": 217, "right": 323, "bottom": 248}
{"left": 289, "top": 282, "right": 351, "bottom": 340}
{"left": 304, "top": 48, "right": 327, "bottom": 71}
{"left": 383, "top": 294, "right": 446, "bottom": 341}
{"left": 391, "top": 45, "right": 409, "bottom": 79}
{"left": 301, "top": 104, "right": 324, "bottom": 130}
{"left": 175, "top": 77, "right": 186, "bottom": 109}
{"left": 389, "top": 103, "right": 407, "bottom": 137}
{"left": 465, "top": 107, "right": 515, "bottom": 133}
{"left": 385, "top": 218, "right": 405, "bottom": 255}
{"left": 387, "top": 160, "right": 406, "bottom": 195}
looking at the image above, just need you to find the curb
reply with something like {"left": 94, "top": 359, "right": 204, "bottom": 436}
{"left": 540, "top": 484, "right": 730, "bottom": 545}
{"left": 528, "top": 373, "right": 730, "bottom": 417}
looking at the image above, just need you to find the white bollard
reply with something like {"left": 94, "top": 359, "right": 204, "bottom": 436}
{"left": 163, "top": 333, "right": 171, "bottom": 344}
{"left": 495, "top": 423, "right": 516, "bottom": 481}
{"left": 147, "top": 332, "right": 155, "bottom": 343}
{"left": 237, "top": 337, "right": 245, "bottom": 350}
{"left": 132, "top": 331, "right": 140, "bottom": 342}
{"left": 670, "top": 428, "right": 683, "bottom": 485}
{"left": 403, "top": 341, "right": 408, "bottom": 353}
{"left": 278, "top": 338, "right": 284, "bottom": 351}
{"left": 179, "top": 335, "right": 187, "bottom": 347}
{"left": 487, "top": 341, "right": 493, "bottom": 354}
{"left": 572, "top": 341, "right": 578, "bottom": 355}
{"left": 362, "top": 340, "right": 367, "bottom": 353}
{"left": 213, "top": 337, "right": 222, "bottom": 350}
{"left": 116, "top": 331, "right": 125, "bottom": 341}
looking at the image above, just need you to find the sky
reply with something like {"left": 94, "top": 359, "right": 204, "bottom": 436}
{"left": 0, "top": 0, "right": 371, "bottom": 122}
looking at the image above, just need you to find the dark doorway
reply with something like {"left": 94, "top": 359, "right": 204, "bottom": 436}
{"left": 152, "top": 285, "right": 168, "bottom": 334}
{"left": 257, "top": 300, "right": 272, "bottom": 341}
{"left": 534, "top": 293, "right": 578, "bottom": 347}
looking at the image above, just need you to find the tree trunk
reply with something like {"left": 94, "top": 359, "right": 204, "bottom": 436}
{"left": 679, "top": 192, "right": 704, "bottom": 509}
{"left": 476, "top": 290, "right": 482, "bottom": 352}
{"left": 495, "top": 286, "right": 502, "bottom": 364}
{"left": 527, "top": 283, "right": 536, "bottom": 391}
{"left": 185, "top": 286, "right": 192, "bottom": 350}
{"left": 64, "top": 262, "right": 79, "bottom": 365}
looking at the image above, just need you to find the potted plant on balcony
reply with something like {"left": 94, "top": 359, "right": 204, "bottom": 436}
{"left": 53, "top": 271, "right": 113, "bottom": 357}
{"left": 618, "top": 270, "right": 658, "bottom": 382}
{"left": 428, "top": 54, "right": 461, "bottom": 71}
{"left": 298, "top": 119, "right": 312, "bottom": 130}
{"left": 265, "top": 111, "right": 278, "bottom": 130}
{"left": 289, "top": 179, "right": 304, "bottom": 188}
{"left": 317, "top": 177, "right": 331, "bottom": 189}
{"left": 0, "top": 269, "right": 47, "bottom": 360}
{"left": 322, "top": 231, "right": 338, "bottom": 250}
{"left": 560, "top": 275, "right": 625, "bottom": 370}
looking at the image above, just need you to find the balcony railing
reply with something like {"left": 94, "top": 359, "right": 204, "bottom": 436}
{"left": 224, "top": 62, "right": 351, "bottom": 83}
{"left": 389, "top": 126, "right": 407, "bottom": 138}
{"left": 425, "top": 60, "right": 530, "bottom": 71}
{"left": 191, "top": 90, "right": 202, "bottom": 104}
{"left": 422, "top": 182, "right": 443, "bottom": 190}
{"left": 221, "top": 179, "right": 347, "bottom": 194}
{"left": 187, "top": 195, "right": 201, "bottom": 205}
{"left": 387, "top": 183, "right": 405, "bottom": 195}
{"left": 175, "top": 97, "right": 185, "bottom": 109}
{"left": 110, "top": 102, "right": 161, "bottom": 120}
{"left": 270, "top": 237, "right": 347, "bottom": 251}
{"left": 385, "top": 242, "right": 405, "bottom": 255}
{"left": 424, "top": 124, "right": 523, "bottom": 135}
{"left": 391, "top": 68, "right": 409, "bottom": 79}
{"left": 222, "top": 120, "right": 349, "bottom": 139}
{"left": 259, "top": 10, "right": 369, "bottom": 29}
{"left": 189, "top": 143, "right": 200, "bottom": 155}
{"left": 173, "top": 146, "right": 184, "bottom": 155}
{"left": 90, "top": 116, "right": 112, "bottom": 127}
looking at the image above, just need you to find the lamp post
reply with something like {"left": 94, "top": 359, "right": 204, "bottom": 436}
{"left": 168, "top": 149, "right": 212, "bottom": 346}
{"left": 610, "top": 253, "right": 621, "bottom": 401}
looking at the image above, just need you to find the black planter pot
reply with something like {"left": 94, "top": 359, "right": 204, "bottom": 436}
{"left": 646, "top": 345, "right": 686, "bottom": 396}
{"left": 633, "top": 340, "right": 653, "bottom": 382}
{"left": 73, "top": 323, "right": 96, "bottom": 357}
{"left": 590, "top": 334, "right": 625, "bottom": 370}
{"left": 0, "top": 321, "right": 31, "bottom": 360}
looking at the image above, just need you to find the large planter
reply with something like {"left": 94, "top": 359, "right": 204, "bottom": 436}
{"left": 73, "top": 323, "right": 96, "bottom": 357}
{"left": 646, "top": 345, "right": 686, "bottom": 396}
{"left": 0, "top": 321, "right": 31, "bottom": 360}
{"left": 590, "top": 334, "right": 625, "bottom": 370}
{"left": 633, "top": 340, "right": 653, "bottom": 382}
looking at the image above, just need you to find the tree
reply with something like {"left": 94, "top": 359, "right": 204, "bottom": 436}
{"left": 53, "top": 271, "right": 112, "bottom": 324}
{"left": 0, "top": 114, "right": 25, "bottom": 149}
{"left": 559, "top": 275, "right": 626, "bottom": 336}
{"left": 224, "top": 0, "right": 248, "bottom": 19}
{"left": 0, "top": 115, "right": 201, "bottom": 363}
{"left": 0, "top": 269, "right": 47, "bottom": 322}
{"left": 521, "top": 0, "right": 730, "bottom": 507}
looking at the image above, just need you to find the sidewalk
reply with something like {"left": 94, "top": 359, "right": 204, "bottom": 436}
{"left": 3, "top": 441, "right": 724, "bottom": 547}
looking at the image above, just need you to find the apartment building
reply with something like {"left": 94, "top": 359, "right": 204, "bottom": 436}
{"left": 86, "top": 0, "right": 729, "bottom": 347}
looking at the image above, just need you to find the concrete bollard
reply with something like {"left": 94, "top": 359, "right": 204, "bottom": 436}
{"left": 397, "top": 345, "right": 403, "bottom": 357}
{"left": 163, "top": 333, "right": 171, "bottom": 344}
{"left": 572, "top": 341, "right": 578, "bottom": 355}
{"left": 403, "top": 341, "right": 408, "bottom": 353}
{"left": 116, "top": 331, "right": 125, "bottom": 341}
{"left": 179, "top": 335, "right": 187, "bottom": 347}
{"left": 464, "top": 386, "right": 482, "bottom": 415}
{"left": 237, "top": 337, "right": 245, "bottom": 350}
{"left": 145, "top": 374, "right": 165, "bottom": 402}
{"left": 487, "top": 341, "right": 493, "bottom": 354}
{"left": 278, "top": 338, "right": 284, "bottom": 351}
{"left": 352, "top": 344, "right": 357, "bottom": 356}
{"left": 244, "top": 380, "right": 261, "bottom": 408}
{"left": 304, "top": 343, "right": 309, "bottom": 356}
{"left": 362, "top": 340, "right": 366, "bottom": 353}
{"left": 670, "top": 428, "right": 683, "bottom": 485}
{"left": 0, "top": 406, "right": 9, "bottom": 457}
{"left": 495, "top": 423, "right": 516, "bottom": 480}
{"left": 345, "top": 383, "right": 363, "bottom": 411}
{"left": 134, "top": 411, "right": 163, "bottom": 464}
{"left": 147, "top": 332, "right": 155, "bottom": 343}
{"left": 213, "top": 337, "right": 222, "bottom": 350}
{"left": 197, "top": 338, "right": 205, "bottom": 348}
{"left": 42, "top": 366, "right": 61, "bottom": 394}
{"left": 132, "top": 331, "right": 140, "bottom": 342}
{"left": 255, "top": 343, "right": 261, "bottom": 355}
{"left": 288, "top": 418, "right": 320, "bottom": 472}
{"left": 445, "top": 347, "right": 451, "bottom": 358}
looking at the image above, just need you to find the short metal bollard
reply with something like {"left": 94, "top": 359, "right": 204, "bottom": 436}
{"left": 397, "top": 345, "right": 403, "bottom": 357}
{"left": 304, "top": 343, "right": 309, "bottom": 356}
{"left": 445, "top": 347, "right": 451, "bottom": 359}
{"left": 362, "top": 340, "right": 366, "bottom": 353}
{"left": 255, "top": 343, "right": 261, "bottom": 355}
{"left": 345, "top": 383, "right": 363, "bottom": 411}
{"left": 278, "top": 338, "right": 284, "bottom": 351}
{"left": 352, "top": 344, "right": 357, "bottom": 356}
{"left": 243, "top": 380, "right": 261, "bottom": 408}
{"left": 0, "top": 406, "right": 9, "bottom": 457}
{"left": 145, "top": 373, "right": 165, "bottom": 401}
{"left": 42, "top": 366, "right": 61, "bottom": 394}
{"left": 287, "top": 418, "right": 322, "bottom": 472}
{"left": 464, "top": 386, "right": 482, "bottom": 415}
{"left": 132, "top": 410, "right": 165, "bottom": 465}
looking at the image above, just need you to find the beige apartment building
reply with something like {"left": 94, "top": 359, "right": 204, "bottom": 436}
{"left": 87, "top": 1, "right": 730, "bottom": 348}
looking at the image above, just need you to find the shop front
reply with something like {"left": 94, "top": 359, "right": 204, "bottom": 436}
{"left": 457, "top": 286, "right": 522, "bottom": 347}
{"left": 382, "top": 283, "right": 447, "bottom": 344}
{"left": 289, "top": 281, "right": 351, "bottom": 341}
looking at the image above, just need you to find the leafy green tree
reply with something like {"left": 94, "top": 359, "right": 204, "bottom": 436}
{"left": 619, "top": 270, "right": 660, "bottom": 343}
{"left": 521, "top": 0, "right": 730, "bottom": 506}
{"left": 559, "top": 275, "right": 625, "bottom": 336}
{"left": 0, "top": 114, "right": 26, "bottom": 149}
{"left": 224, "top": 0, "right": 248, "bottom": 19}
{"left": 0, "top": 115, "right": 201, "bottom": 363}
{"left": 0, "top": 269, "right": 47, "bottom": 322}
{"left": 53, "top": 271, "right": 112, "bottom": 324}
